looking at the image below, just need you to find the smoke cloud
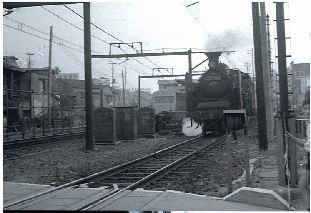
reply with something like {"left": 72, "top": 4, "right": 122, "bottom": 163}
{"left": 204, "top": 27, "right": 253, "bottom": 51}
{"left": 204, "top": 27, "right": 253, "bottom": 70}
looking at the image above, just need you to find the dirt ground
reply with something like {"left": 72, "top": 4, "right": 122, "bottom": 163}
{"left": 3, "top": 134, "right": 191, "bottom": 186}
{"left": 3, "top": 117, "right": 307, "bottom": 192}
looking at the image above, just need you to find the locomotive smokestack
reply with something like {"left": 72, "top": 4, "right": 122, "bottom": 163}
{"left": 205, "top": 52, "right": 222, "bottom": 68}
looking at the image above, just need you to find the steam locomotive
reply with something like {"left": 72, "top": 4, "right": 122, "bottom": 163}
{"left": 186, "top": 52, "right": 255, "bottom": 135}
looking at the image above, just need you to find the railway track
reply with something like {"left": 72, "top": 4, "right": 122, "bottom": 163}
{"left": 4, "top": 134, "right": 226, "bottom": 211}
{"left": 3, "top": 131, "right": 85, "bottom": 150}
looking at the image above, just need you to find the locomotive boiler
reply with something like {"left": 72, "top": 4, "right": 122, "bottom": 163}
{"left": 186, "top": 52, "right": 254, "bottom": 135}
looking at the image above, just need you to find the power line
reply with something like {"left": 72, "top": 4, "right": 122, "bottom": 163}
{"left": 3, "top": 22, "right": 149, "bottom": 76}
{"left": 4, "top": 5, "right": 162, "bottom": 75}
{"left": 41, "top": 6, "right": 110, "bottom": 44}
{"left": 63, "top": 4, "right": 162, "bottom": 70}
{"left": 4, "top": 17, "right": 84, "bottom": 51}
{"left": 181, "top": 2, "right": 238, "bottom": 68}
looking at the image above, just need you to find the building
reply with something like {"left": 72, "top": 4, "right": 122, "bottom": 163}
{"left": 3, "top": 56, "right": 118, "bottom": 131}
{"left": 25, "top": 67, "right": 59, "bottom": 117}
{"left": 55, "top": 79, "right": 114, "bottom": 126}
{"left": 288, "top": 61, "right": 310, "bottom": 110}
{"left": 152, "top": 79, "right": 186, "bottom": 114}
{"left": 92, "top": 77, "right": 110, "bottom": 86}
{"left": 3, "top": 56, "right": 29, "bottom": 131}
{"left": 57, "top": 79, "right": 113, "bottom": 108}
{"left": 57, "top": 73, "right": 79, "bottom": 80}
{"left": 3, "top": 56, "right": 62, "bottom": 131}
{"left": 130, "top": 90, "right": 153, "bottom": 107}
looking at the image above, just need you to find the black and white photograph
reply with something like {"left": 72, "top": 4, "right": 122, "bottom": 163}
{"left": 2, "top": 1, "right": 310, "bottom": 211}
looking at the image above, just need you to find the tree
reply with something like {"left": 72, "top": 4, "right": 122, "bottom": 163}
{"left": 52, "top": 66, "right": 61, "bottom": 75}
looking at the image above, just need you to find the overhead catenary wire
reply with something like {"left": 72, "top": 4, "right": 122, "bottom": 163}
{"left": 41, "top": 5, "right": 109, "bottom": 45}
{"left": 5, "top": 3, "right": 185, "bottom": 79}
{"left": 181, "top": 1, "right": 239, "bottom": 69}
{"left": 3, "top": 17, "right": 150, "bottom": 76}
{"left": 4, "top": 6, "right": 156, "bottom": 75}
{"left": 63, "top": 4, "right": 163, "bottom": 70}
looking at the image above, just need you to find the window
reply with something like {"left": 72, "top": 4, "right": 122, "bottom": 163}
{"left": 296, "top": 71, "right": 305, "bottom": 79}
{"left": 155, "top": 96, "right": 174, "bottom": 103}
{"left": 79, "top": 97, "right": 84, "bottom": 104}
{"left": 39, "top": 79, "right": 45, "bottom": 93}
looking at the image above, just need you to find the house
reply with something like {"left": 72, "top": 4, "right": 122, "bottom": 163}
{"left": 3, "top": 56, "right": 29, "bottom": 131}
{"left": 55, "top": 79, "right": 114, "bottom": 126}
{"left": 130, "top": 90, "right": 153, "bottom": 107}
{"left": 152, "top": 79, "right": 186, "bottom": 114}
{"left": 3, "top": 56, "right": 59, "bottom": 131}
{"left": 24, "top": 67, "right": 58, "bottom": 118}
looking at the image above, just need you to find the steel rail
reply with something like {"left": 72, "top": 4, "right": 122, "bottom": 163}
{"left": 4, "top": 134, "right": 226, "bottom": 211}
{"left": 81, "top": 135, "right": 226, "bottom": 211}
{"left": 3, "top": 134, "right": 201, "bottom": 209}
{"left": 3, "top": 131, "right": 85, "bottom": 149}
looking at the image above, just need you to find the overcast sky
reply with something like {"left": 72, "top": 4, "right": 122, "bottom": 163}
{"left": 2, "top": 1, "right": 310, "bottom": 92}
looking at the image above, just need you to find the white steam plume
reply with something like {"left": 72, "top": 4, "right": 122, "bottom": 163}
{"left": 182, "top": 117, "right": 202, "bottom": 136}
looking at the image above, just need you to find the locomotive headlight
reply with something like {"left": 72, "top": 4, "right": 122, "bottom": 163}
{"left": 208, "top": 62, "right": 216, "bottom": 68}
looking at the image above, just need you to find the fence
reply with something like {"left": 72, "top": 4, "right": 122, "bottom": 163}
{"left": 3, "top": 88, "right": 86, "bottom": 141}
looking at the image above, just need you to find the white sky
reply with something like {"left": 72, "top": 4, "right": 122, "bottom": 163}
{"left": 2, "top": 1, "right": 311, "bottom": 93}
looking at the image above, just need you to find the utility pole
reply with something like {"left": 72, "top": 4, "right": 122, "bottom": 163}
{"left": 47, "top": 26, "right": 53, "bottom": 133}
{"left": 83, "top": 2, "right": 94, "bottom": 150}
{"left": 252, "top": 2, "right": 268, "bottom": 150}
{"left": 260, "top": 2, "right": 274, "bottom": 144}
{"left": 26, "top": 53, "right": 34, "bottom": 68}
{"left": 244, "top": 62, "right": 251, "bottom": 74}
{"left": 108, "top": 62, "right": 116, "bottom": 106}
{"left": 125, "top": 68, "right": 127, "bottom": 91}
{"left": 275, "top": 2, "right": 298, "bottom": 187}
{"left": 247, "top": 48, "right": 256, "bottom": 111}
{"left": 108, "top": 62, "right": 118, "bottom": 88}
{"left": 122, "top": 70, "right": 125, "bottom": 106}
{"left": 266, "top": 14, "right": 275, "bottom": 111}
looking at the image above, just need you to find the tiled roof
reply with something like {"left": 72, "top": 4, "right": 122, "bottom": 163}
{"left": 3, "top": 56, "right": 24, "bottom": 72}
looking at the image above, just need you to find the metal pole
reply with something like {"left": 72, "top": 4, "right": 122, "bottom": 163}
{"left": 138, "top": 76, "right": 141, "bottom": 108}
{"left": 239, "top": 70, "right": 243, "bottom": 109}
{"left": 48, "top": 26, "right": 53, "bottom": 133}
{"left": 188, "top": 49, "right": 193, "bottom": 126}
{"left": 6, "top": 87, "right": 9, "bottom": 141}
{"left": 26, "top": 53, "right": 34, "bottom": 68}
{"left": 84, "top": 2, "right": 94, "bottom": 150}
{"left": 122, "top": 70, "right": 125, "bottom": 106}
{"left": 251, "top": 48, "right": 256, "bottom": 110}
{"left": 188, "top": 49, "right": 193, "bottom": 90}
{"left": 266, "top": 14, "right": 275, "bottom": 112}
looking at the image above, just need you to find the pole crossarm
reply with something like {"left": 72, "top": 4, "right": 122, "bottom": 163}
{"left": 139, "top": 73, "right": 202, "bottom": 79}
{"left": 92, "top": 51, "right": 209, "bottom": 59}
{"left": 152, "top": 68, "right": 173, "bottom": 75}
{"left": 109, "top": 42, "right": 143, "bottom": 54}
